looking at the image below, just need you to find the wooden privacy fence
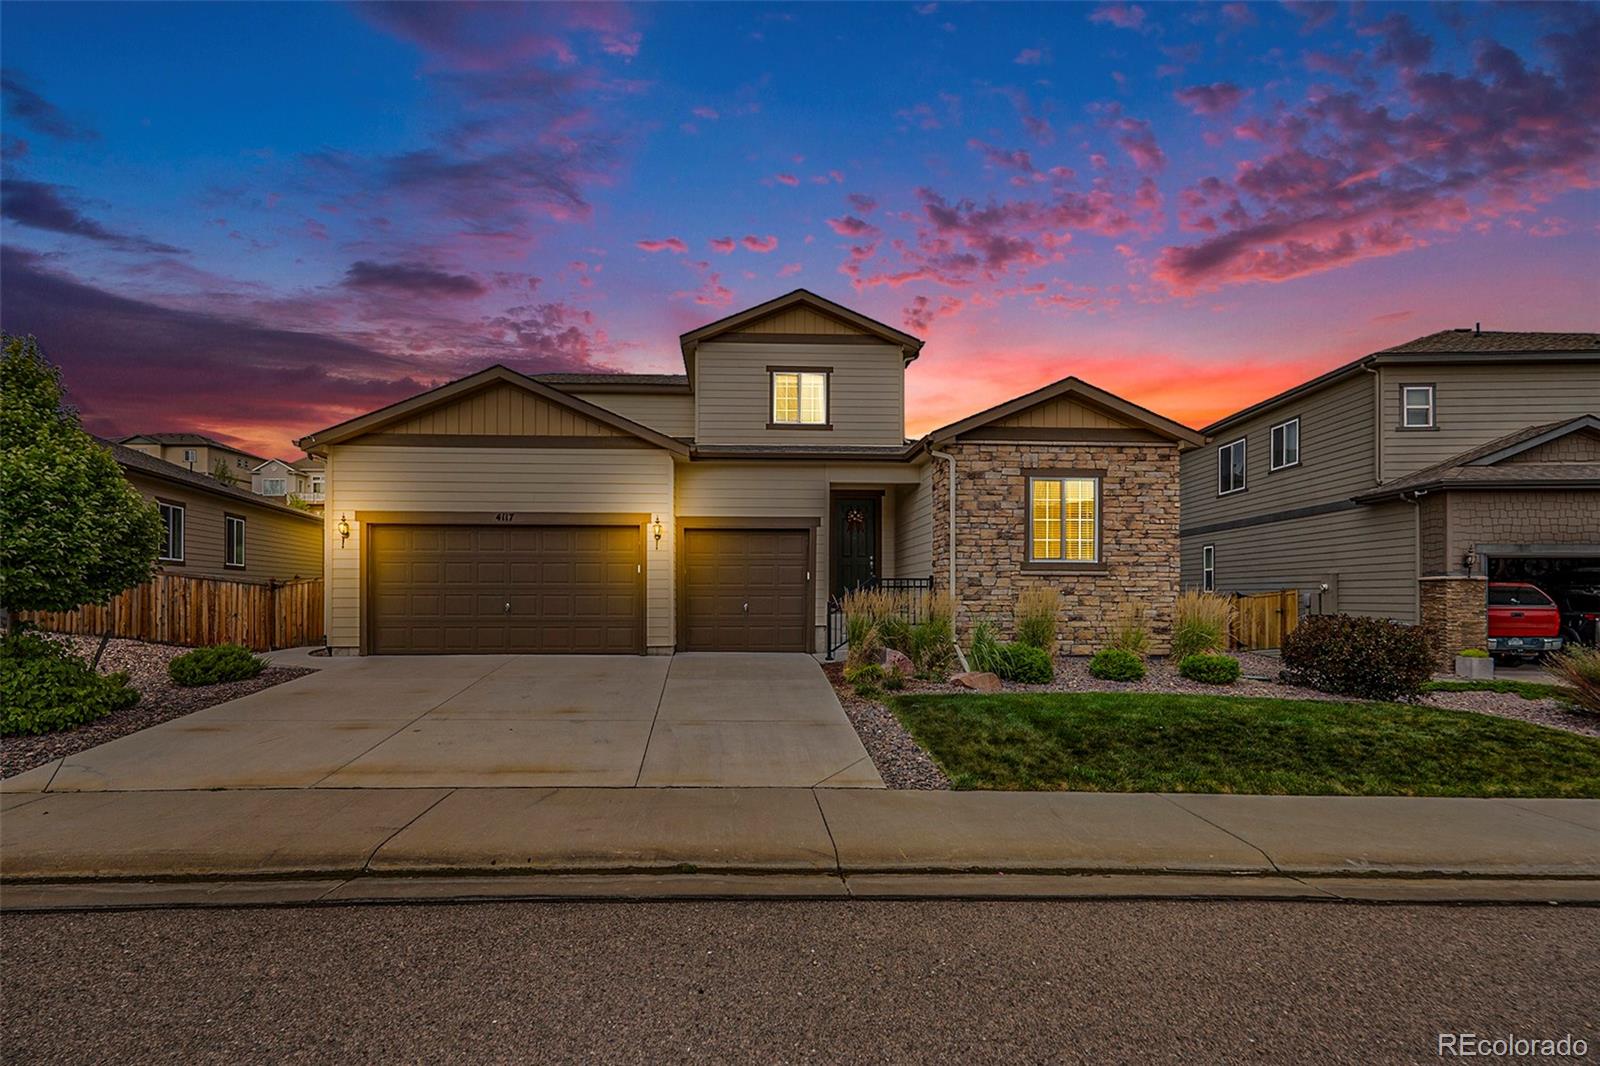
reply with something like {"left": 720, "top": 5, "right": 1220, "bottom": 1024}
{"left": 1229, "top": 589, "right": 1300, "bottom": 651}
{"left": 20, "top": 574, "right": 323, "bottom": 652}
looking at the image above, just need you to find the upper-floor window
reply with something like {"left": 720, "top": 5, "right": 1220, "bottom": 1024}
{"left": 1028, "top": 475, "right": 1099, "bottom": 564}
{"left": 262, "top": 478, "right": 287, "bottom": 495}
{"left": 224, "top": 514, "right": 246, "bottom": 568}
{"left": 1202, "top": 544, "right": 1215, "bottom": 592}
{"left": 770, "top": 369, "right": 828, "bottom": 426}
{"left": 182, "top": 448, "right": 198, "bottom": 465}
{"left": 158, "top": 501, "right": 185, "bottom": 562}
{"left": 1401, "top": 385, "right": 1435, "bottom": 429}
{"left": 1217, "top": 438, "right": 1246, "bottom": 495}
{"left": 309, "top": 475, "right": 324, "bottom": 495}
{"left": 1270, "top": 417, "right": 1300, "bottom": 471}
{"left": 236, "top": 457, "right": 249, "bottom": 468}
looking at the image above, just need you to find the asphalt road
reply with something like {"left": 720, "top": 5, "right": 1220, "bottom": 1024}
{"left": 3, "top": 900, "right": 1597, "bottom": 1064}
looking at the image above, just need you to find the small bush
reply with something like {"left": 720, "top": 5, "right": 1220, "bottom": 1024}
{"left": 1280, "top": 614, "right": 1432, "bottom": 701}
{"left": 1089, "top": 647, "right": 1146, "bottom": 682}
{"left": 1108, "top": 602, "right": 1150, "bottom": 657}
{"left": 880, "top": 668, "right": 906, "bottom": 692}
{"left": 1178, "top": 653, "right": 1241, "bottom": 685}
{"left": 1172, "top": 590, "right": 1235, "bottom": 661}
{"left": 168, "top": 643, "right": 267, "bottom": 687}
{"left": 1, "top": 632, "right": 139, "bottom": 735}
{"left": 844, "top": 662, "right": 885, "bottom": 697}
{"left": 1548, "top": 646, "right": 1600, "bottom": 714}
{"left": 908, "top": 615, "right": 955, "bottom": 680}
{"left": 969, "top": 622, "right": 1054, "bottom": 684}
{"left": 1457, "top": 648, "right": 1489, "bottom": 658}
{"left": 1013, "top": 587, "right": 1060, "bottom": 653}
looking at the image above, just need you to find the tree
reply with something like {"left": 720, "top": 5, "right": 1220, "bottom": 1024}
{"left": 210, "top": 457, "right": 242, "bottom": 486}
{"left": 0, "top": 334, "right": 164, "bottom": 628}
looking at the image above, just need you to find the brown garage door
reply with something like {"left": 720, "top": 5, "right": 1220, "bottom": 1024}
{"left": 369, "top": 524, "right": 642, "bottom": 654}
{"left": 681, "top": 528, "right": 811, "bottom": 651}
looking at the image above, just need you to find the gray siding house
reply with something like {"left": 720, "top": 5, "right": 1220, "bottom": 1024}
{"left": 1179, "top": 329, "right": 1600, "bottom": 665}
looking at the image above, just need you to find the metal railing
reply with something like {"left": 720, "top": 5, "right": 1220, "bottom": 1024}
{"left": 825, "top": 575, "right": 934, "bottom": 660}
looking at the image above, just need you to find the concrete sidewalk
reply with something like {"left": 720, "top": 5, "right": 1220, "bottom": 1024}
{"left": 3, "top": 787, "right": 1598, "bottom": 908}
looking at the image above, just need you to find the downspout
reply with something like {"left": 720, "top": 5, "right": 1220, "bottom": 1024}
{"left": 1404, "top": 489, "right": 1424, "bottom": 625}
{"left": 1363, "top": 363, "right": 1382, "bottom": 485}
{"left": 928, "top": 444, "right": 970, "bottom": 672}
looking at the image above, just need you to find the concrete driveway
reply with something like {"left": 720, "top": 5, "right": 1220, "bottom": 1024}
{"left": 19, "top": 653, "right": 882, "bottom": 791}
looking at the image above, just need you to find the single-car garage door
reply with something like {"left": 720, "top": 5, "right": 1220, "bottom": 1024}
{"left": 369, "top": 524, "right": 643, "bottom": 654}
{"left": 681, "top": 528, "right": 811, "bottom": 651}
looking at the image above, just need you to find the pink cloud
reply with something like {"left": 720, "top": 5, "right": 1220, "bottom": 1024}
{"left": 1089, "top": 3, "right": 1147, "bottom": 32}
{"left": 636, "top": 237, "right": 687, "bottom": 253}
{"left": 1174, "top": 82, "right": 1248, "bottom": 116}
{"left": 827, "top": 215, "right": 880, "bottom": 238}
{"left": 741, "top": 234, "right": 779, "bottom": 252}
{"left": 691, "top": 106, "right": 719, "bottom": 120}
{"left": 903, "top": 294, "right": 964, "bottom": 331}
{"left": 778, "top": 262, "right": 803, "bottom": 277}
{"left": 1014, "top": 48, "right": 1050, "bottom": 66}
{"left": 709, "top": 236, "right": 736, "bottom": 253}
{"left": 774, "top": 173, "right": 800, "bottom": 187}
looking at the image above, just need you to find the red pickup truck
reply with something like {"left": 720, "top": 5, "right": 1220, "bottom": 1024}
{"left": 1487, "top": 582, "right": 1564, "bottom": 662}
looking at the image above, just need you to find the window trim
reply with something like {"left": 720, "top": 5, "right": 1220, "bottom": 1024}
{"left": 157, "top": 499, "right": 186, "bottom": 564}
{"left": 1023, "top": 468, "right": 1103, "bottom": 571}
{"left": 766, "top": 365, "right": 832, "bottom": 430}
{"left": 1217, "top": 437, "right": 1247, "bottom": 496}
{"left": 224, "top": 513, "right": 247, "bottom": 569}
{"left": 1269, "top": 416, "right": 1301, "bottom": 472}
{"left": 262, "top": 477, "right": 287, "bottom": 496}
{"left": 1399, "top": 383, "right": 1436, "bottom": 430}
{"left": 181, "top": 448, "right": 198, "bottom": 465}
{"left": 1202, "top": 544, "right": 1215, "bottom": 592}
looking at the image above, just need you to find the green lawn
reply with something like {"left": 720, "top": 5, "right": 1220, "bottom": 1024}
{"left": 888, "top": 692, "right": 1600, "bottom": 797}
{"left": 1421, "top": 678, "right": 1574, "bottom": 702}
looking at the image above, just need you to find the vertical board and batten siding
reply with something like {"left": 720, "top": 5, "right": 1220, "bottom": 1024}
{"left": 1181, "top": 501, "right": 1419, "bottom": 622}
{"left": 741, "top": 305, "right": 868, "bottom": 335}
{"left": 1378, "top": 363, "right": 1600, "bottom": 481}
{"left": 380, "top": 382, "right": 625, "bottom": 438}
{"left": 324, "top": 445, "right": 675, "bottom": 652}
{"left": 992, "top": 396, "right": 1132, "bottom": 430}
{"left": 124, "top": 471, "right": 322, "bottom": 582}
{"left": 893, "top": 461, "right": 934, "bottom": 577}
{"left": 569, "top": 391, "right": 696, "bottom": 438}
{"left": 693, "top": 341, "right": 906, "bottom": 446}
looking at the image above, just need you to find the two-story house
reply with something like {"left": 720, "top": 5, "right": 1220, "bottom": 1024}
{"left": 251, "top": 456, "right": 326, "bottom": 510}
{"left": 297, "top": 290, "right": 1201, "bottom": 656}
{"left": 1179, "top": 329, "right": 1600, "bottom": 666}
{"left": 118, "top": 433, "right": 266, "bottom": 485}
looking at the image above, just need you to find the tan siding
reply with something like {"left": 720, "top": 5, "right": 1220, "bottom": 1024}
{"left": 893, "top": 460, "right": 934, "bottom": 577}
{"left": 1379, "top": 363, "right": 1600, "bottom": 480}
{"left": 742, "top": 305, "right": 869, "bottom": 335}
{"left": 1180, "top": 502, "right": 1419, "bottom": 623}
{"left": 570, "top": 391, "right": 696, "bottom": 438}
{"left": 694, "top": 340, "right": 905, "bottom": 446}
{"left": 382, "top": 382, "right": 624, "bottom": 438}
{"left": 324, "top": 445, "right": 674, "bottom": 651}
{"left": 1181, "top": 372, "right": 1376, "bottom": 530}
{"left": 126, "top": 471, "right": 321, "bottom": 583}
{"left": 994, "top": 396, "right": 1133, "bottom": 430}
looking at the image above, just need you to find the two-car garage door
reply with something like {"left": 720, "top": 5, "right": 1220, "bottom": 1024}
{"left": 369, "top": 525, "right": 643, "bottom": 654}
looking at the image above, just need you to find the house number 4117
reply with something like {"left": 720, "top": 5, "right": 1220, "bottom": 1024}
{"left": 494, "top": 512, "right": 515, "bottom": 522}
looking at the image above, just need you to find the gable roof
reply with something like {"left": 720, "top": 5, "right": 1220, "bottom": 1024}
{"left": 294, "top": 365, "right": 689, "bottom": 455}
{"left": 924, "top": 375, "right": 1204, "bottom": 447}
{"left": 1355, "top": 414, "right": 1600, "bottom": 501}
{"left": 252, "top": 458, "right": 296, "bottom": 474}
{"left": 105, "top": 440, "right": 322, "bottom": 524}
{"left": 678, "top": 290, "right": 924, "bottom": 379}
{"left": 536, "top": 372, "right": 691, "bottom": 394}
{"left": 1204, "top": 328, "right": 1599, "bottom": 436}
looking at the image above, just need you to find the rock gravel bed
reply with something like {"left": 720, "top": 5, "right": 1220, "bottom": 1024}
{"left": 1, "top": 635, "right": 314, "bottom": 779}
{"left": 821, "top": 663, "right": 950, "bottom": 789}
{"left": 1421, "top": 688, "right": 1600, "bottom": 739}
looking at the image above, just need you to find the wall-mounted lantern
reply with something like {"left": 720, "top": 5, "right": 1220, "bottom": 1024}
{"left": 336, "top": 514, "right": 351, "bottom": 548}
{"left": 1462, "top": 550, "right": 1477, "bottom": 573}
{"left": 651, "top": 514, "right": 664, "bottom": 550}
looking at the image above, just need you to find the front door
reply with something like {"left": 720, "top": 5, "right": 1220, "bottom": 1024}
{"left": 831, "top": 495, "right": 880, "bottom": 597}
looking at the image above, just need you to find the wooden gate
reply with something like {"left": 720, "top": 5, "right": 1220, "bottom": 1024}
{"left": 1229, "top": 590, "right": 1300, "bottom": 651}
{"left": 19, "top": 574, "right": 323, "bottom": 652}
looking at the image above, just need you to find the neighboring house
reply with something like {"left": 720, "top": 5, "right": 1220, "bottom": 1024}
{"left": 292, "top": 456, "right": 326, "bottom": 510}
{"left": 1178, "top": 329, "right": 1600, "bottom": 666}
{"left": 252, "top": 456, "right": 327, "bottom": 510}
{"left": 118, "top": 433, "right": 266, "bottom": 485}
{"left": 297, "top": 289, "right": 1201, "bottom": 656}
{"left": 109, "top": 441, "right": 324, "bottom": 582}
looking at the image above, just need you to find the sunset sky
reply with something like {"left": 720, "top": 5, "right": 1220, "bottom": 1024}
{"left": 3, "top": 1, "right": 1596, "bottom": 459}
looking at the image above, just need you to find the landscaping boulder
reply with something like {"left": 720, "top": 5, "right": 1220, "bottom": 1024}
{"left": 880, "top": 648, "right": 915, "bottom": 678}
{"left": 951, "top": 671, "right": 1002, "bottom": 692}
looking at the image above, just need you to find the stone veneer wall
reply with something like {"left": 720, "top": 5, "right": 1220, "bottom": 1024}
{"left": 1419, "top": 576, "right": 1488, "bottom": 671}
{"left": 931, "top": 441, "right": 1181, "bottom": 656}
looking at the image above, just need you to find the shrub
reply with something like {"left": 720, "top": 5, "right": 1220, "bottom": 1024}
{"left": 0, "top": 632, "right": 138, "bottom": 735}
{"left": 168, "top": 643, "right": 267, "bottom": 687}
{"left": 1178, "top": 653, "right": 1241, "bottom": 685}
{"left": 1548, "top": 646, "right": 1600, "bottom": 714}
{"left": 1280, "top": 613, "right": 1432, "bottom": 701}
{"left": 908, "top": 614, "right": 955, "bottom": 680}
{"left": 1108, "top": 602, "right": 1150, "bottom": 657}
{"left": 844, "top": 662, "right": 885, "bottom": 697}
{"left": 1013, "top": 587, "right": 1060, "bottom": 653}
{"left": 1089, "top": 647, "right": 1146, "bottom": 682}
{"left": 1458, "top": 648, "right": 1489, "bottom": 658}
{"left": 1172, "top": 590, "right": 1235, "bottom": 661}
{"left": 969, "top": 621, "right": 1055, "bottom": 684}
{"left": 880, "top": 668, "right": 906, "bottom": 692}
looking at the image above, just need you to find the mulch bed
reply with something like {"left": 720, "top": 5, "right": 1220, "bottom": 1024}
{"left": 1, "top": 635, "right": 314, "bottom": 780}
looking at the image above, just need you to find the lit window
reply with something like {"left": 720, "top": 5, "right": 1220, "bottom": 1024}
{"left": 224, "top": 514, "right": 246, "bottom": 568}
{"left": 158, "top": 502, "right": 185, "bottom": 562}
{"left": 1029, "top": 476, "right": 1098, "bottom": 563}
{"left": 1270, "top": 418, "right": 1300, "bottom": 471}
{"left": 1217, "top": 438, "right": 1246, "bottom": 495}
{"left": 1202, "top": 544, "right": 1215, "bottom": 592}
{"left": 1402, "top": 385, "right": 1435, "bottom": 428}
{"left": 771, "top": 371, "right": 828, "bottom": 425}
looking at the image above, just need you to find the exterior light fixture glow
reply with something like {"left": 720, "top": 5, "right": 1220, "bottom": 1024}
{"left": 336, "top": 514, "right": 351, "bottom": 547}
{"left": 651, "top": 514, "right": 664, "bottom": 549}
